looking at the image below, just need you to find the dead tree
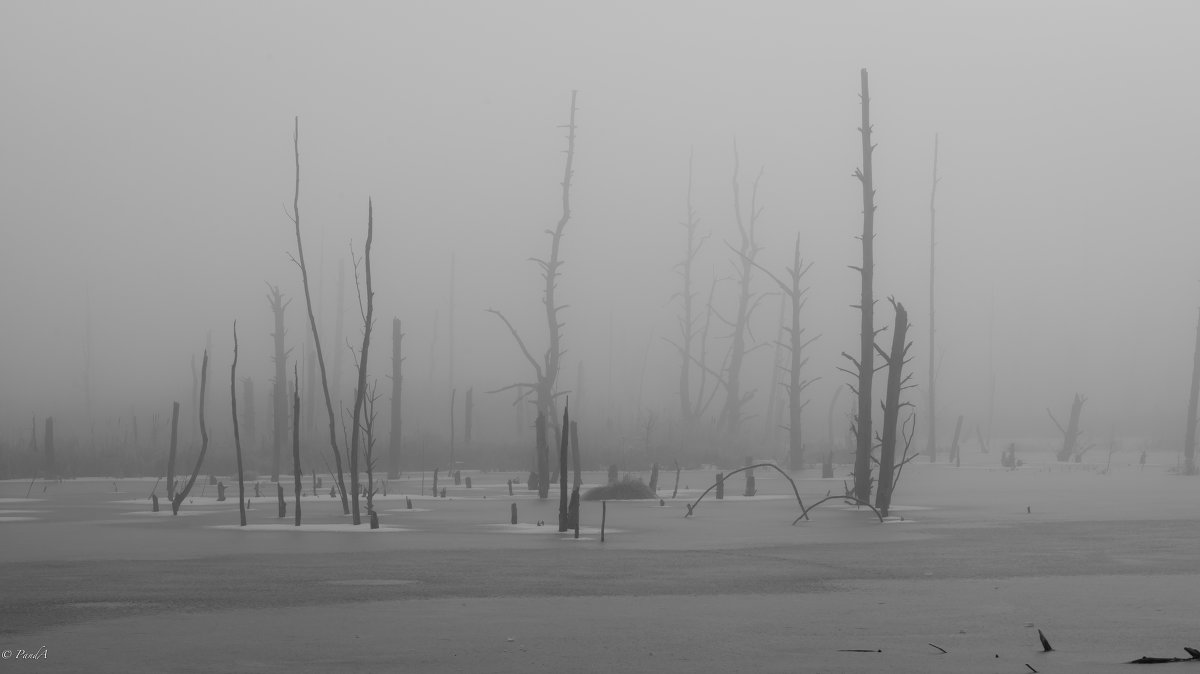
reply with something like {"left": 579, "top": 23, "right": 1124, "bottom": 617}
{"left": 534, "top": 410, "right": 549, "bottom": 498}
{"left": 388, "top": 318, "right": 404, "bottom": 478}
{"left": 1185, "top": 307, "right": 1200, "bottom": 475}
{"left": 558, "top": 402, "right": 570, "bottom": 532}
{"left": 346, "top": 200, "right": 377, "bottom": 525}
{"left": 43, "top": 417, "right": 55, "bottom": 477}
{"left": 926, "top": 134, "right": 940, "bottom": 463}
{"left": 172, "top": 351, "right": 210, "bottom": 515}
{"left": 464, "top": 387, "right": 473, "bottom": 447}
{"left": 874, "top": 300, "right": 912, "bottom": 517}
{"left": 570, "top": 419, "right": 582, "bottom": 492}
{"left": 449, "top": 389, "right": 456, "bottom": 474}
{"left": 847, "top": 68, "right": 880, "bottom": 503}
{"left": 716, "top": 143, "right": 766, "bottom": 437}
{"left": 292, "top": 364, "right": 302, "bottom": 526}
{"left": 284, "top": 117, "right": 349, "bottom": 515}
{"left": 230, "top": 322, "right": 247, "bottom": 527}
{"left": 949, "top": 414, "right": 964, "bottom": 467}
{"left": 166, "top": 401, "right": 180, "bottom": 499}
{"left": 242, "top": 377, "right": 255, "bottom": 443}
{"left": 267, "top": 285, "right": 292, "bottom": 483}
{"left": 669, "top": 149, "right": 711, "bottom": 438}
{"left": 1048, "top": 394, "right": 1088, "bottom": 462}
{"left": 488, "top": 90, "right": 579, "bottom": 458}
{"left": 744, "top": 233, "right": 816, "bottom": 470}
{"left": 363, "top": 380, "right": 381, "bottom": 516}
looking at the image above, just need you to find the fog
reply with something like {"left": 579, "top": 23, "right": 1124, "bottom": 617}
{"left": 2, "top": 1, "right": 1198, "bottom": 458}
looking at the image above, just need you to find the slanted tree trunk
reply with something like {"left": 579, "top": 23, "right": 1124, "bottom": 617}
{"left": 347, "top": 200, "right": 377, "bottom": 526}
{"left": 166, "top": 401, "right": 180, "bottom": 500}
{"left": 558, "top": 403, "right": 570, "bottom": 532}
{"left": 172, "top": 351, "right": 210, "bottom": 515}
{"left": 1049, "top": 394, "right": 1087, "bottom": 462}
{"left": 389, "top": 318, "right": 403, "bottom": 478}
{"left": 850, "top": 68, "right": 878, "bottom": 503}
{"left": 285, "top": 117, "right": 349, "bottom": 515}
{"left": 875, "top": 300, "right": 911, "bottom": 517}
{"left": 949, "top": 414, "right": 963, "bottom": 468}
{"left": 926, "top": 134, "right": 940, "bottom": 463}
{"left": 292, "top": 364, "right": 302, "bottom": 526}
{"left": 230, "top": 322, "right": 247, "bottom": 527}
{"left": 1185, "top": 307, "right": 1200, "bottom": 475}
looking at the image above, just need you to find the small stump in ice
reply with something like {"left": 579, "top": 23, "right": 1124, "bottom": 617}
{"left": 151, "top": 493, "right": 159, "bottom": 512}
{"left": 465, "top": 476, "right": 472, "bottom": 489}
{"left": 510, "top": 503, "right": 518, "bottom": 524}
{"left": 216, "top": 482, "right": 227, "bottom": 502}
{"left": 405, "top": 497, "right": 413, "bottom": 510}
{"left": 369, "top": 510, "right": 379, "bottom": 529}
{"left": 715, "top": 473, "right": 724, "bottom": 500}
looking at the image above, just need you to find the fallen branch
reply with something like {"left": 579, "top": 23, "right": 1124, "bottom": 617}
{"left": 791, "top": 494, "right": 884, "bottom": 525}
{"left": 683, "top": 462, "right": 807, "bottom": 520}
{"left": 1128, "top": 647, "right": 1200, "bottom": 664}
{"left": 928, "top": 643, "right": 947, "bottom": 654}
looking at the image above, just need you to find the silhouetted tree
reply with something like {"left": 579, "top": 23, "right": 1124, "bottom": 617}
{"left": 172, "top": 351, "right": 209, "bottom": 515}
{"left": 346, "top": 200, "right": 377, "bottom": 525}
{"left": 285, "top": 117, "right": 349, "bottom": 515}
{"left": 488, "top": 90, "right": 579, "bottom": 466}
{"left": 1186, "top": 307, "right": 1200, "bottom": 475}
{"left": 875, "top": 299, "right": 913, "bottom": 517}
{"left": 716, "top": 143, "right": 766, "bottom": 437}
{"left": 229, "top": 322, "right": 247, "bottom": 526}
{"left": 267, "top": 285, "right": 292, "bottom": 483}
{"left": 388, "top": 318, "right": 404, "bottom": 478}
{"left": 845, "top": 68, "right": 879, "bottom": 502}
{"left": 1048, "top": 394, "right": 1090, "bottom": 462}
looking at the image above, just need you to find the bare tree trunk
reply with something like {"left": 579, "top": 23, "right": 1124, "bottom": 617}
{"left": 230, "top": 322, "right": 247, "bottom": 527}
{"left": 43, "top": 417, "right": 55, "bottom": 477}
{"left": 717, "top": 143, "right": 764, "bottom": 437}
{"left": 949, "top": 414, "right": 963, "bottom": 468}
{"left": 558, "top": 403, "right": 570, "bottom": 532}
{"left": 267, "top": 286, "right": 291, "bottom": 483}
{"left": 166, "top": 401, "right": 179, "bottom": 499}
{"left": 333, "top": 259, "right": 345, "bottom": 401}
{"left": 172, "top": 351, "right": 209, "bottom": 515}
{"left": 347, "top": 199, "right": 376, "bottom": 525}
{"left": 449, "top": 252, "right": 456, "bottom": 397}
{"left": 488, "top": 91, "right": 579, "bottom": 456}
{"left": 535, "top": 410, "right": 549, "bottom": 499}
{"left": 389, "top": 318, "right": 403, "bottom": 478}
{"left": 926, "top": 134, "right": 940, "bottom": 463}
{"left": 292, "top": 364, "right": 302, "bottom": 526}
{"left": 1049, "top": 394, "right": 1087, "bottom": 462}
{"left": 851, "top": 68, "right": 877, "bottom": 503}
{"left": 1186, "top": 307, "right": 1200, "bottom": 475}
{"left": 570, "top": 419, "right": 581, "bottom": 492}
{"left": 875, "top": 300, "right": 910, "bottom": 517}
{"left": 464, "top": 387, "right": 473, "bottom": 447}
{"left": 286, "top": 117, "right": 349, "bottom": 515}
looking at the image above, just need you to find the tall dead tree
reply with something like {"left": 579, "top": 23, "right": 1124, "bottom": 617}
{"left": 716, "top": 143, "right": 765, "bottom": 437}
{"left": 488, "top": 90, "right": 578, "bottom": 481}
{"left": 267, "top": 285, "right": 292, "bottom": 483}
{"left": 347, "top": 199, "right": 377, "bottom": 525}
{"left": 875, "top": 300, "right": 912, "bottom": 517}
{"left": 670, "top": 149, "right": 711, "bottom": 437}
{"left": 558, "top": 401, "right": 570, "bottom": 532}
{"left": 333, "top": 259, "right": 346, "bottom": 402}
{"left": 1186, "top": 307, "right": 1200, "bottom": 475}
{"left": 230, "top": 322, "right": 247, "bottom": 527}
{"left": 166, "top": 401, "right": 179, "bottom": 499}
{"left": 926, "top": 134, "right": 940, "bottom": 463}
{"left": 1049, "top": 394, "right": 1088, "bottom": 462}
{"left": 846, "top": 68, "right": 879, "bottom": 503}
{"left": 172, "top": 351, "right": 209, "bottom": 515}
{"left": 388, "top": 318, "right": 403, "bottom": 478}
{"left": 286, "top": 117, "right": 349, "bottom": 515}
{"left": 534, "top": 410, "right": 549, "bottom": 498}
{"left": 292, "top": 363, "right": 302, "bottom": 526}
{"left": 464, "top": 387, "right": 473, "bottom": 447}
{"left": 746, "top": 233, "right": 816, "bottom": 470}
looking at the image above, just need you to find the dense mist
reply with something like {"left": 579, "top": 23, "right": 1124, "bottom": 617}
{"left": 2, "top": 1, "right": 1198, "bottom": 464}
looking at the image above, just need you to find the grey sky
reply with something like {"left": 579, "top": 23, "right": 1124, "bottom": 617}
{"left": 1, "top": 1, "right": 1197, "bottom": 444}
